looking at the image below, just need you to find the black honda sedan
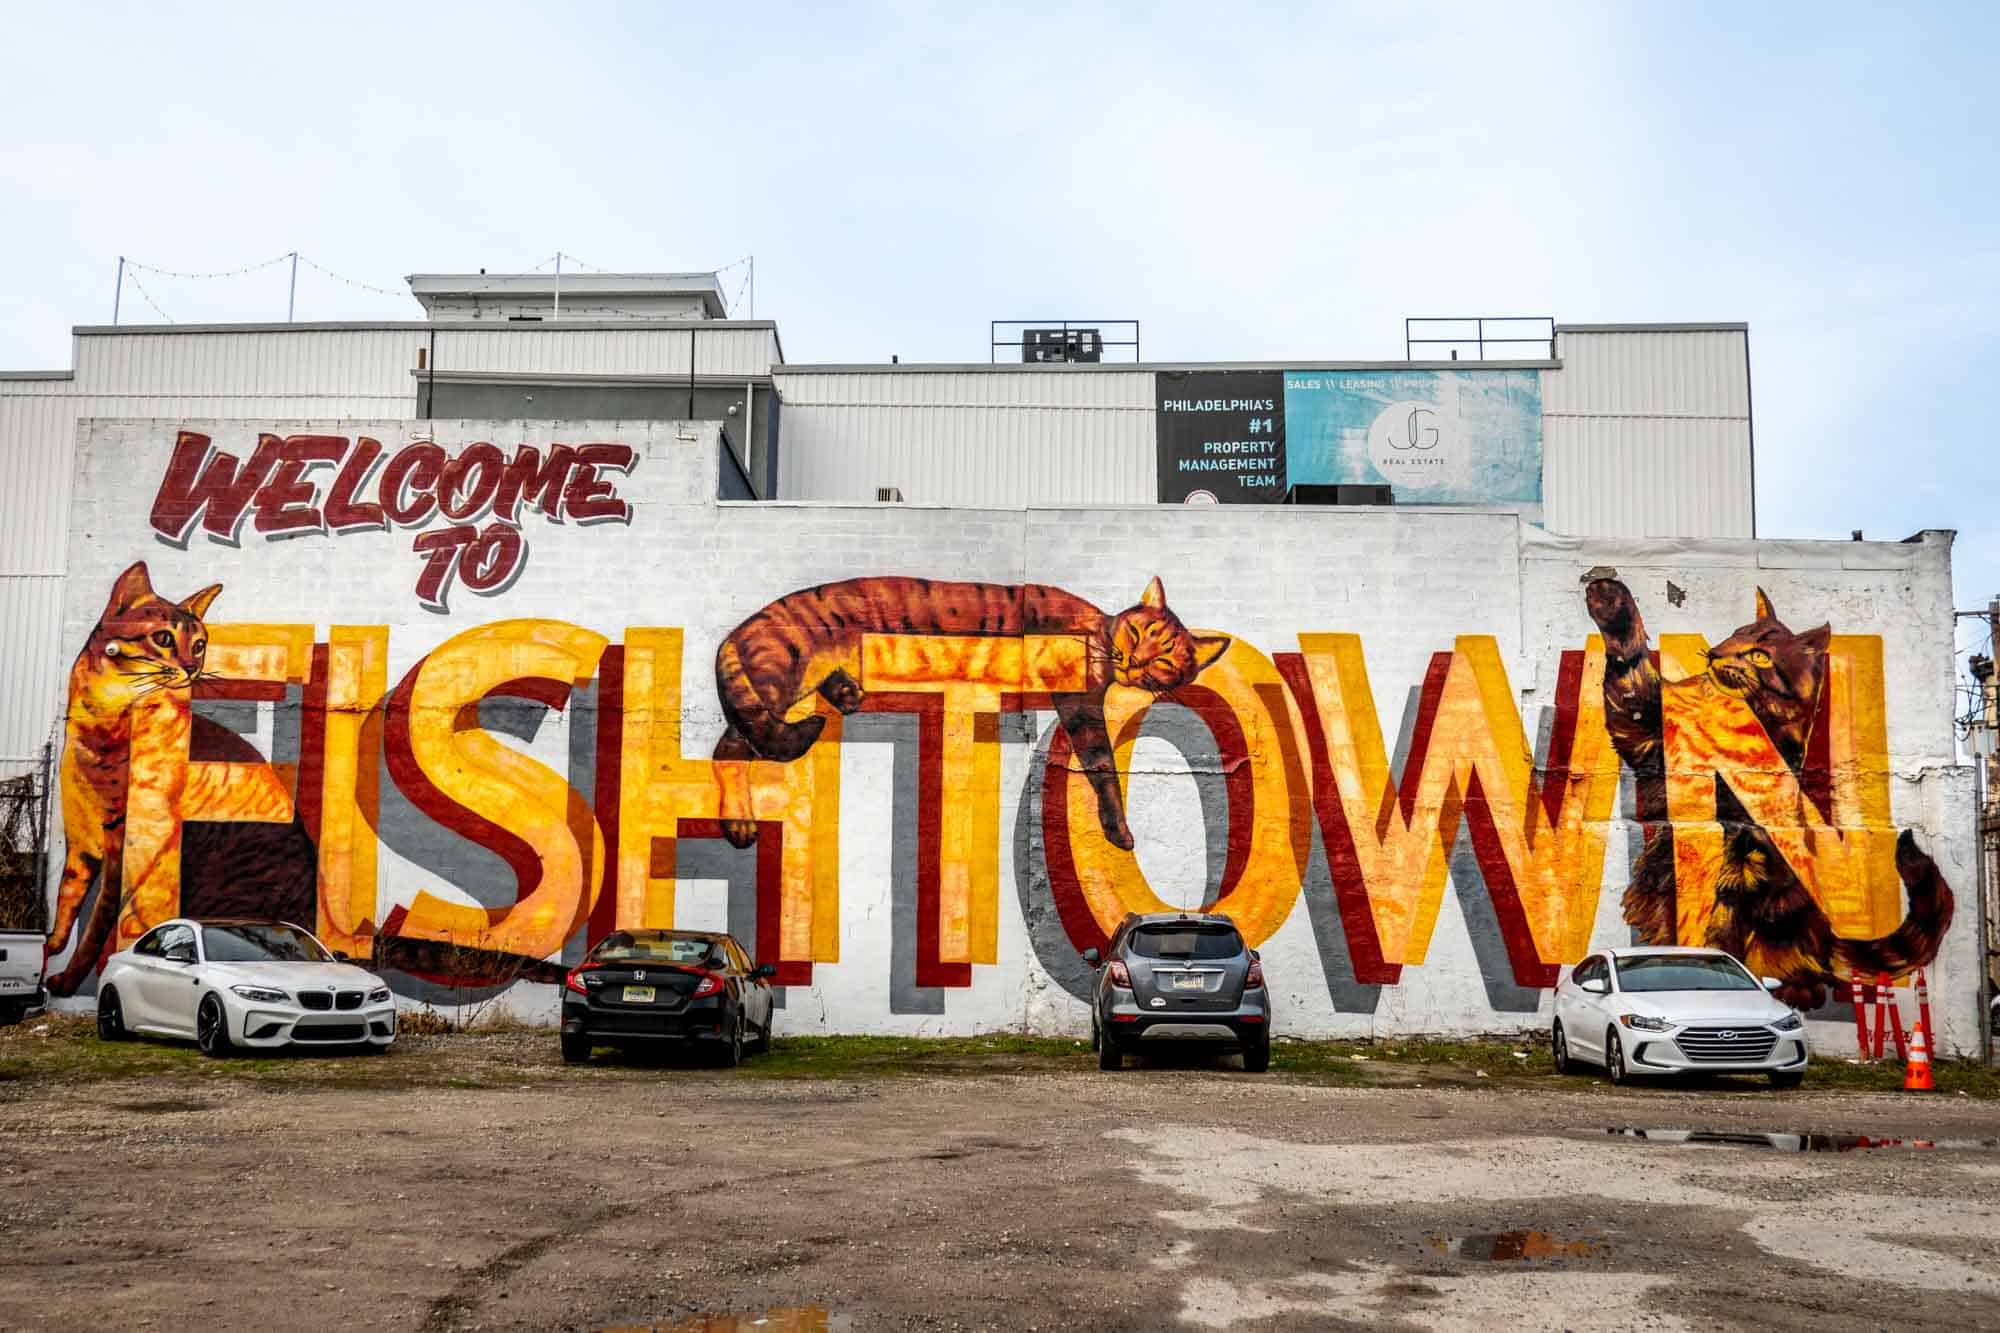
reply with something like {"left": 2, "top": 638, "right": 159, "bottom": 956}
{"left": 560, "top": 929, "right": 776, "bottom": 1066}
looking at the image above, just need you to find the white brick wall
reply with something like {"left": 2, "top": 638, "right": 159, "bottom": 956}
{"left": 47, "top": 419, "right": 1977, "bottom": 1052}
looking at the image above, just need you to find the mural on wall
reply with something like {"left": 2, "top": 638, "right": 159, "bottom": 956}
{"left": 42, "top": 553, "right": 1952, "bottom": 1011}
{"left": 1584, "top": 576, "right": 1951, "bottom": 1008}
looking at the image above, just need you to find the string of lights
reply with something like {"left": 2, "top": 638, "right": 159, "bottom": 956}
{"left": 125, "top": 253, "right": 291, "bottom": 280}
{"left": 293, "top": 254, "right": 407, "bottom": 300}
{"left": 124, "top": 270, "right": 174, "bottom": 322}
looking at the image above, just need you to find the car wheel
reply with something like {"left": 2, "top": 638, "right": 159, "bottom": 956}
{"left": 716, "top": 1016, "right": 744, "bottom": 1069}
{"left": 196, "top": 995, "right": 233, "bottom": 1059}
{"left": 1605, "top": 1029, "right": 1626, "bottom": 1086}
{"left": 94, "top": 987, "right": 127, "bottom": 1039}
{"left": 1551, "top": 1020, "right": 1573, "bottom": 1074}
{"left": 1769, "top": 1070, "right": 1804, "bottom": 1090}
{"left": 1242, "top": 1030, "right": 1271, "bottom": 1074}
{"left": 560, "top": 1031, "right": 591, "bottom": 1065}
{"left": 1097, "top": 1030, "right": 1124, "bottom": 1071}
{"left": 749, "top": 1013, "right": 772, "bottom": 1055}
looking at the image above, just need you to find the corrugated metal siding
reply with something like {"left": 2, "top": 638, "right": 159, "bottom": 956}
{"left": 1544, "top": 329, "right": 1749, "bottom": 417}
{"left": 436, "top": 326, "right": 779, "bottom": 379}
{"left": 1542, "top": 329, "right": 1754, "bottom": 538}
{"left": 0, "top": 575, "right": 67, "bottom": 767}
{"left": 73, "top": 329, "right": 419, "bottom": 400}
{"left": 773, "top": 370, "right": 1157, "bottom": 505}
{"left": 1543, "top": 415, "right": 1754, "bottom": 538}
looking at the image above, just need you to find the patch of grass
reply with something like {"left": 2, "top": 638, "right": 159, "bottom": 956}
{"left": 2, "top": 1015, "right": 1995, "bottom": 1098}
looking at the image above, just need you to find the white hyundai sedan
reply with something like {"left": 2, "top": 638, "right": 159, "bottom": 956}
{"left": 1552, "top": 946, "right": 1808, "bottom": 1088}
{"left": 96, "top": 918, "right": 396, "bottom": 1057}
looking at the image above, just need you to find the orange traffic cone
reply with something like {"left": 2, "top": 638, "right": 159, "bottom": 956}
{"left": 1903, "top": 1017, "right": 1935, "bottom": 1091}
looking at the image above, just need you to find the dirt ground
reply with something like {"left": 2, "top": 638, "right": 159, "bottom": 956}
{"left": 2, "top": 1029, "right": 1999, "bottom": 1332}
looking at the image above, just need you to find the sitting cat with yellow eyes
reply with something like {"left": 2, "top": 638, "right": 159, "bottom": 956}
{"left": 1585, "top": 576, "right": 1951, "bottom": 1009}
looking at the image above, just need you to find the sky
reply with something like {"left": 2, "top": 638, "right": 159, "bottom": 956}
{"left": 2, "top": 1, "right": 1996, "bottom": 702}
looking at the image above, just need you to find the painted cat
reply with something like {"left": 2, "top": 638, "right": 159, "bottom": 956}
{"left": 713, "top": 575, "right": 1229, "bottom": 849}
{"left": 1585, "top": 576, "right": 1952, "bottom": 1009}
{"left": 47, "top": 563, "right": 321, "bottom": 995}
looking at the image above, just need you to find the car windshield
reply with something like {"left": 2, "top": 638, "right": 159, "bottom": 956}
{"left": 590, "top": 933, "right": 716, "bottom": 965}
{"left": 1614, "top": 954, "right": 1759, "bottom": 993}
{"left": 1128, "top": 925, "right": 1242, "bottom": 960}
{"left": 202, "top": 924, "right": 333, "bottom": 964}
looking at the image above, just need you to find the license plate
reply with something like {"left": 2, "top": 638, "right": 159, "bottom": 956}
{"left": 1170, "top": 973, "right": 1206, "bottom": 991}
{"left": 0, "top": 979, "right": 24, "bottom": 991}
{"left": 622, "top": 985, "right": 656, "bottom": 1004}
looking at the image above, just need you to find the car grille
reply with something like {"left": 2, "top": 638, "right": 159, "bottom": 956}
{"left": 298, "top": 992, "right": 332, "bottom": 1011}
{"left": 293, "top": 1023, "right": 366, "bottom": 1042}
{"left": 1674, "top": 1026, "right": 1778, "bottom": 1063}
{"left": 335, "top": 991, "right": 364, "bottom": 1011}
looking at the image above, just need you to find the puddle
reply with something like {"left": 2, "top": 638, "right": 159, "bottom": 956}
{"left": 603, "top": 1308, "right": 849, "bottom": 1333}
{"left": 1603, "top": 1127, "right": 2000, "bottom": 1153}
{"left": 1428, "top": 1229, "right": 1604, "bottom": 1261}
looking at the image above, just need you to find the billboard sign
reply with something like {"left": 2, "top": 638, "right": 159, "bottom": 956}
{"left": 1282, "top": 369, "right": 1542, "bottom": 505}
{"left": 1155, "top": 370, "right": 1285, "bottom": 503}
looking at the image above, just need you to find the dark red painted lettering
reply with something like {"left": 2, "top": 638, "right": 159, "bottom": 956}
{"left": 380, "top": 443, "right": 446, "bottom": 526}
{"left": 562, "top": 444, "right": 635, "bottom": 524}
{"left": 460, "top": 522, "right": 525, "bottom": 592}
{"left": 439, "top": 443, "right": 505, "bottom": 522}
{"left": 251, "top": 434, "right": 345, "bottom": 535}
{"left": 411, "top": 525, "right": 479, "bottom": 612}
{"left": 148, "top": 430, "right": 285, "bottom": 543}
{"left": 325, "top": 436, "right": 388, "bottom": 532}
{"left": 493, "top": 445, "right": 575, "bottom": 523}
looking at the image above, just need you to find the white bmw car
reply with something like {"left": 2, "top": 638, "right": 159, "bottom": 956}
{"left": 96, "top": 918, "right": 397, "bottom": 1057}
{"left": 1553, "top": 946, "right": 1809, "bottom": 1088}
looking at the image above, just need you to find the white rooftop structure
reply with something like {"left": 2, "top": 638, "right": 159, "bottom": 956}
{"left": 406, "top": 271, "right": 731, "bottom": 323}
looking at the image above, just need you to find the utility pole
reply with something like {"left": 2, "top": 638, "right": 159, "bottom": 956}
{"left": 1986, "top": 598, "right": 2000, "bottom": 1063}
{"left": 287, "top": 251, "right": 298, "bottom": 322}
{"left": 112, "top": 255, "right": 125, "bottom": 325}
{"left": 553, "top": 251, "right": 562, "bottom": 320}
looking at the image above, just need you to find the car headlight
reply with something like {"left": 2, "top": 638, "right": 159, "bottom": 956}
{"left": 1772, "top": 1013, "right": 1804, "bottom": 1031}
{"left": 367, "top": 987, "right": 391, "bottom": 1004}
{"left": 230, "top": 984, "right": 290, "bottom": 1004}
{"left": 1619, "top": 1013, "right": 1673, "bottom": 1032}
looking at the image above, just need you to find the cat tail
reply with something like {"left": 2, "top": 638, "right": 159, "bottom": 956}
{"left": 714, "top": 636, "right": 825, "bottom": 762}
{"left": 1830, "top": 829, "right": 1955, "bottom": 982}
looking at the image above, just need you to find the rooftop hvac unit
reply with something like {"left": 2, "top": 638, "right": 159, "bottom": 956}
{"left": 1021, "top": 328, "right": 1104, "bottom": 363}
{"left": 1283, "top": 484, "right": 1393, "bottom": 506}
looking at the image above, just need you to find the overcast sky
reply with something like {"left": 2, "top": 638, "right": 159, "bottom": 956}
{"left": 3, "top": 2, "right": 1995, "bottom": 691}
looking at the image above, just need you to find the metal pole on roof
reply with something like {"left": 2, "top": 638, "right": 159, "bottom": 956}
{"left": 553, "top": 251, "right": 562, "bottom": 320}
{"left": 112, "top": 256, "right": 124, "bottom": 325}
{"left": 748, "top": 255, "right": 754, "bottom": 319}
{"left": 287, "top": 251, "right": 298, "bottom": 322}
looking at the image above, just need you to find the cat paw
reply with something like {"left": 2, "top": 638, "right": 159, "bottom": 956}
{"left": 816, "top": 669, "right": 866, "bottom": 715}
{"left": 721, "top": 819, "right": 762, "bottom": 849}
{"left": 1584, "top": 578, "right": 1645, "bottom": 649}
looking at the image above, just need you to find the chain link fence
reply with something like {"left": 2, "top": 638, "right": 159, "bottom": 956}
{"left": 0, "top": 753, "right": 50, "bottom": 934}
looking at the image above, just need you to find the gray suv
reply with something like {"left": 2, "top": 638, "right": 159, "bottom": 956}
{"left": 1082, "top": 912, "right": 1271, "bottom": 1072}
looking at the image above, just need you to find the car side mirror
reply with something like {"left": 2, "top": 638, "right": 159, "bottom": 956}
{"left": 1081, "top": 948, "right": 1100, "bottom": 968}
{"left": 753, "top": 963, "right": 778, "bottom": 980}
{"left": 1581, "top": 977, "right": 1608, "bottom": 995}
{"left": 332, "top": 950, "right": 351, "bottom": 962}
{"left": 1761, "top": 977, "right": 1782, "bottom": 993}
{"left": 163, "top": 945, "right": 195, "bottom": 965}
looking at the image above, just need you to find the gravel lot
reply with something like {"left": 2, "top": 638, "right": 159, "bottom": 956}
{"left": 2, "top": 1028, "right": 1997, "bottom": 1332}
